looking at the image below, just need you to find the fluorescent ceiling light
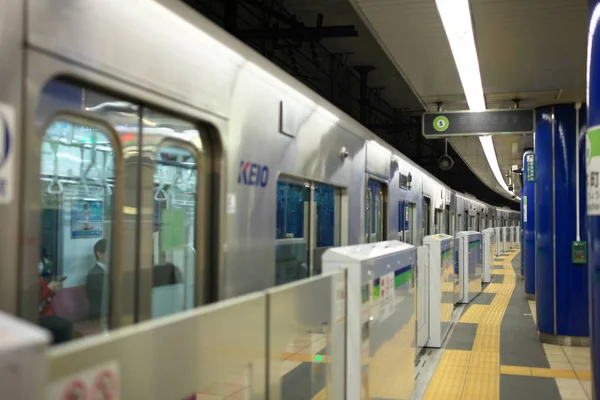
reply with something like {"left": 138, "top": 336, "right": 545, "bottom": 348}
{"left": 479, "top": 136, "right": 519, "bottom": 199}
{"left": 435, "top": 0, "right": 485, "bottom": 112}
{"left": 435, "top": 0, "right": 518, "bottom": 200}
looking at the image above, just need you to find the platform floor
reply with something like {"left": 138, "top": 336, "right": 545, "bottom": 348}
{"left": 415, "top": 249, "right": 592, "bottom": 400}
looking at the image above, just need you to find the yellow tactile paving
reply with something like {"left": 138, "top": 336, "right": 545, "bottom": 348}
{"left": 423, "top": 350, "right": 471, "bottom": 400}
{"left": 424, "top": 249, "right": 520, "bottom": 400}
{"left": 458, "top": 304, "right": 487, "bottom": 323}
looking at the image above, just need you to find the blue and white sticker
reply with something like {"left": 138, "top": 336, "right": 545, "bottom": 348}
{"left": 0, "top": 104, "right": 15, "bottom": 204}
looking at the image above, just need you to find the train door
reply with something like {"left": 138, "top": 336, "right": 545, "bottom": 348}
{"left": 398, "top": 201, "right": 416, "bottom": 244}
{"left": 422, "top": 197, "right": 431, "bottom": 243}
{"left": 276, "top": 178, "right": 342, "bottom": 284}
{"left": 365, "top": 179, "right": 387, "bottom": 243}
{"left": 434, "top": 209, "right": 443, "bottom": 234}
{"left": 28, "top": 78, "right": 216, "bottom": 343}
{"left": 398, "top": 201, "right": 406, "bottom": 242}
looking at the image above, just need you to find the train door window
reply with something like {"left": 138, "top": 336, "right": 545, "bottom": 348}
{"left": 313, "top": 183, "right": 342, "bottom": 275}
{"left": 34, "top": 78, "right": 215, "bottom": 344}
{"left": 476, "top": 213, "right": 480, "bottom": 231}
{"left": 276, "top": 179, "right": 310, "bottom": 284}
{"left": 434, "top": 209, "right": 443, "bottom": 234}
{"left": 276, "top": 179, "right": 341, "bottom": 283}
{"left": 469, "top": 215, "right": 475, "bottom": 230}
{"left": 398, "top": 201, "right": 406, "bottom": 242}
{"left": 444, "top": 205, "right": 450, "bottom": 234}
{"left": 422, "top": 197, "right": 431, "bottom": 243}
{"left": 450, "top": 212, "right": 456, "bottom": 236}
{"left": 464, "top": 211, "right": 469, "bottom": 231}
{"left": 365, "top": 179, "right": 387, "bottom": 243}
{"left": 39, "top": 116, "right": 118, "bottom": 339}
{"left": 151, "top": 143, "right": 199, "bottom": 319}
{"left": 398, "top": 202, "right": 416, "bottom": 244}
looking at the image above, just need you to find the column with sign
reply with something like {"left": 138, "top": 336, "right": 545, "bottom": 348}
{"left": 587, "top": 3, "right": 600, "bottom": 393}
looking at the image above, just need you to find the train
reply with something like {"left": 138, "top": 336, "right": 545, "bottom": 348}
{"left": 0, "top": 0, "right": 519, "bottom": 340}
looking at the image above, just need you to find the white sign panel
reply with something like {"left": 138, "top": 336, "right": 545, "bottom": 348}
{"left": 588, "top": 127, "right": 600, "bottom": 215}
{"left": 380, "top": 272, "right": 395, "bottom": 321}
{"left": 0, "top": 104, "right": 15, "bottom": 204}
{"left": 46, "top": 360, "right": 119, "bottom": 400}
{"left": 226, "top": 193, "right": 236, "bottom": 214}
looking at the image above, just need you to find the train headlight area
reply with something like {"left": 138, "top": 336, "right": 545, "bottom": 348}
{"left": 0, "top": 0, "right": 592, "bottom": 399}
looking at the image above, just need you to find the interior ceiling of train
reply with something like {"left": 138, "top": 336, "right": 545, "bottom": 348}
{"left": 181, "top": 0, "right": 585, "bottom": 208}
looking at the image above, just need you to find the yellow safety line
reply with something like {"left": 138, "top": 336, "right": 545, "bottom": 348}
{"left": 424, "top": 249, "right": 520, "bottom": 400}
{"left": 500, "top": 364, "right": 592, "bottom": 380}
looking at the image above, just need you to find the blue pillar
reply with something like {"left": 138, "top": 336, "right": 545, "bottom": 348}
{"left": 523, "top": 151, "right": 535, "bottom": 299}
{"left": 587, "top": 1, "right": 600, "bottom": 396}
{"left": 535, "top": 104, "right": 589, "bottom": 343}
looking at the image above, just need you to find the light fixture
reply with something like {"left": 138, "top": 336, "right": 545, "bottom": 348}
{"left": 435, "top": 0, "right": 518, "bottom": 200}
{"left": 435, "top": 0, "right": 485, "bottom": 112}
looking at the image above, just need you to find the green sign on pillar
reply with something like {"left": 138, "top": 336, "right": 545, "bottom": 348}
{"left": 526, "top": 153, "right": 535, "bottom": 182}
{"left": 572, "top": 241, "right": 587, "bottom": 264}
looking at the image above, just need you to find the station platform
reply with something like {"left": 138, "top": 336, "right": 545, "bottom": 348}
{"left": 413, "top": 249, "right": 592, "bottom": 400}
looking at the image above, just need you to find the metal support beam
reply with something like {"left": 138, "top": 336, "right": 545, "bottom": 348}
{"left": 238, "top": 25, "right": 359, "bottom": 40}
{"left": 355, "top": 66, "right": 375, "bottom": 125}
{"left": 240, "top": 0, "right": 299, "bottom": 27}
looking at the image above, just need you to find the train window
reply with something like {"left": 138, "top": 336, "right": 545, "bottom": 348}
{"left": 276, "top": 179, "right": 342, "bottom": 283}
{"left": 365, "top": 179, "right": 387, "bottom": 243}
{"left": 422, "top": 197, "right": 431, "bottom": 242}
{"left": 434, "top": 209, "right": 443, "bottom": 234}
{"left": 39, "top": 117, "right": 117, "bottom": 342}
{"left": 276, "top": 180, "right": 309, "bottom": 284}
{"left": 450, "top": 212, "right": 456, "bottom": 236}
{"left": 469, "top": 215, "right": 475, "bottom": 230}
{"left": 398, "top": 201, "right": 416, "bottom": 244}
{"left": 444, "top": 205, "right": 450, "bottom": 234}
{"left": 313, "top": 183, "right": 342, "bottom": 274}
{"left": 34, "top": 78, "right": 214, "bottom": 344}
{"left": 151, "top": 144, "right": 198, "bottom": 319}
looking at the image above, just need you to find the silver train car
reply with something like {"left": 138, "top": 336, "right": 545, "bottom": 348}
{"left": 0, "top": 0, "right": 519, "bottom": 339}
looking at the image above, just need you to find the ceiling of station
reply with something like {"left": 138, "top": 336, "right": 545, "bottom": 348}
{"left": 282, "top": 0, "right": 423, "bottom": 110}
{"left": 345, "top": 0, "right": 587, "bottom": 201}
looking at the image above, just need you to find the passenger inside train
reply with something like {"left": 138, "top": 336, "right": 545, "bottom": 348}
{"left": 86, "top": 238, "right": 109, "bottom": 322}
{"left": 38, "top": 258, "right": 73, "bottom": 345}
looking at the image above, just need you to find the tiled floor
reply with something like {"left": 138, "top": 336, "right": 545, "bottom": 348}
{"left": 419, "top": 248, "right": 593, "bottom": 400}
{"left": 422, "top": 249, "right": 520, "bottom": 400}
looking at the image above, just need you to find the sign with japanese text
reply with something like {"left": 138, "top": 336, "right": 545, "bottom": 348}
{"left": 422, "top": 109, "right": 535, "bottom": 138}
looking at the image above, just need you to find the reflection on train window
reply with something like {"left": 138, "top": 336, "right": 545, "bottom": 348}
{"left": 365, "top": 179, "right": 387, "bottom": 243}
{"left": 398, "top": 201, "right": 416, "bottom": 244}
{"left": 36, "top": 78, "right": 211, "bottom": 344}
{"left": 39, "top": 118, "right": 115, "bottom": 344}
{"left": 275, "top": 179, "right": 341, "bottom": 284}
{"left": 152, "top": 145, "right": 198, "bottom": 319}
